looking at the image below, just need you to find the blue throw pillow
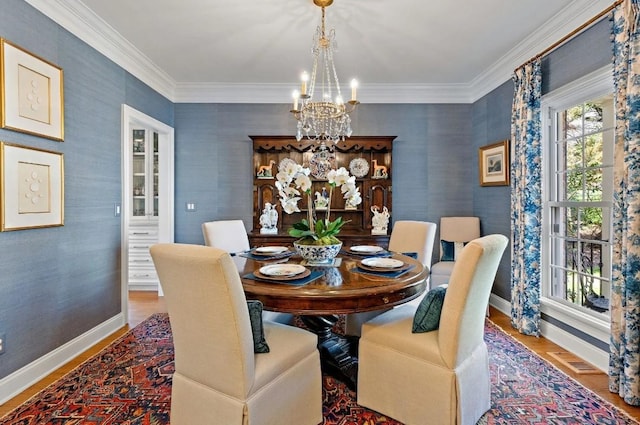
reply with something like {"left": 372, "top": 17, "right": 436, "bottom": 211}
{"left": 247, "top": 300, "right": 270, "bottom": 353}
{"left": 440, "top": 240, "right": 466, "bottom": 261}
{"left": 412, "top": 286, "right": 447, "bottom": 333}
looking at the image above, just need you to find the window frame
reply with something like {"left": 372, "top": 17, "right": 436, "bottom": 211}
{"left": 540, "top": 66, "right": 613, "bottom": 345}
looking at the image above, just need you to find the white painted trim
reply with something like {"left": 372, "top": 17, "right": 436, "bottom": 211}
{"left": 173, "top": 82, "right": 474, "bottom": 104}
{"left": 0, "top": 313, "right": 125, "bottom": 405}
{"left": 25, "top": 0, "right": 613, "bottom": 104}
{"left": 535, "top": 64, "right": 613, "bottom": 372}
{"left": 489, "top": 293, "right": 511, "bottom": 315}
{"left": 541, "top": 65, "right": 613, "bottom": 108}
{"left": 489, "top": 295, "right": 609, "bottom": 372}
{"left": 24, "top": 0, "right": 175, "bottom": 100}
{"left": 540, "top": 318, "right": 609, "bottom": 372}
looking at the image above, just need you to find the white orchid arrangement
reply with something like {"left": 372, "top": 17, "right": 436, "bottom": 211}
{"left": 275, "top": 161, "right": 362, "bottom": 244}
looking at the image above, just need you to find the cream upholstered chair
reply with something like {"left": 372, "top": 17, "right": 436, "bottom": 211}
{"left": 430, "top": 216, "right": 480, "bottom": 287}
{"left": 345, "top": 220, "right": 437, "bottom": 336}
{"left": 202, "top": 219, "right": 250, "bottom": 254}
{"left": 357, "top": 234, "right": 508, "bottom": 425}
{"left": 150, "top": 243, "right": 322, "bottom": 425}
{"left": 202, "top": 219, "right": 293, "bottom": 324}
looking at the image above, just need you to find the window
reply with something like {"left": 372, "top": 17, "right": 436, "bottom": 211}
{"left": 542, "top": 67, "right": 614, "bottom": 336}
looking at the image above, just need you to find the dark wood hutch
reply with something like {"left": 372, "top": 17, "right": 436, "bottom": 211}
{"left": 249, "top": 135, "right": 395, "bottom": 248}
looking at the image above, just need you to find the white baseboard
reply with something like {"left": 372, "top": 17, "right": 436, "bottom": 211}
{"left": 0, "top": 313, "right": 126, "bottom": 405}
{"left": 488, "top": 294, "right": 608, "bottom": 372}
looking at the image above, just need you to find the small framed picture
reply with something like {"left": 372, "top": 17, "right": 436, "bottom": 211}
{"left": 0, "top": 39, "right": 64, "bottom": 141}
{"left": 479, "top": 140, "right": 509, "bottom": 186}
{"left": 1, "top": 142, "right": 64, "bottom": 231}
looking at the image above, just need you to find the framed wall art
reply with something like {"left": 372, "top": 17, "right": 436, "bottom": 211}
{"left": 479, "top": 140, "right": 510, "bottom": 186}
{"left": 0, "top": 38, "right": 64, "bottom": 141}
{"left": 1, "top": 142, "right": 64, "bottom": 231}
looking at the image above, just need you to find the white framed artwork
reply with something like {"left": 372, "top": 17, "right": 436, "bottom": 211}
{"left": 0, "top": 39, "right": 64, "bottom": 141}
{"left": 1, "top": 142, "right": 64, "bottom": 231}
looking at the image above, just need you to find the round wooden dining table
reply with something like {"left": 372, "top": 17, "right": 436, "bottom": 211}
{"left": 232, "top": 251, "right": 428, "bottom": 388}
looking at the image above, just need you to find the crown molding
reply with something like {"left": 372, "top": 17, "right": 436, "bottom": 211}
{"left": 25, "top": 0, "right": 614, "bottom": 105}
{"left": 173, "top": 82, "right": 474, "bottom": 104}
{"left": 24, "top": 0, "right": 176, "bottom": 100}
{"left": 469, "top": 0, "right": 613, "bottom": 102}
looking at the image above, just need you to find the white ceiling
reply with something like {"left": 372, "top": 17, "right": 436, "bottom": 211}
{"left": 26, "top": 0, "right": 612, "bottom": 103}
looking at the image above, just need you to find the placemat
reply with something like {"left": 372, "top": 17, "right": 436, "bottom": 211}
{"left": 242, "top": 270, "right": 323, "bottom": 286}
{"left": 350, "top": 264, "right": 415, "bottom": 278}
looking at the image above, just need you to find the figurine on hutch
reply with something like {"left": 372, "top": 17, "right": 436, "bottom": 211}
{"left": 371, "top": 159, "right": 388, "bottom": 179}
{"left": 314, "top": 187, "right": 329, "bottom": 210}
{"left": 345, "top": 187, "right": 362, "bottom": 210}
{"left": 259, "top": 202, "right": 278, "bottom": 234}
{"left": 371, "top": 205, "right": 390, "bottom": 235}
{"left": 257, "top": 160, "right": 276, "bottom": 179}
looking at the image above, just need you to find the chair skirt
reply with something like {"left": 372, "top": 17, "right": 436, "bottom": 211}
{"left": 357, "top": 310, "right": 490, "bottom": 425}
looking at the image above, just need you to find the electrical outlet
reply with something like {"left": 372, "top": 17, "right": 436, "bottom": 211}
{"left": 0, "top": 333, "right": 5, "bottom": 354}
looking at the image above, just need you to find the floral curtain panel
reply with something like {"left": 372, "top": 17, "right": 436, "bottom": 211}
{"left": 610, "top": 0, "right": 640, "bottom": 406}
{"left": 510, "top": 59, "right": 542, "bottom": 336}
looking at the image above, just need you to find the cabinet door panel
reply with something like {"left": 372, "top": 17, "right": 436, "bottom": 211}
{"left": 364, "top": 181, "right": 392, "bottom": 229}
{"left": 255, "top": 182, "right": 279, "bottom": 229}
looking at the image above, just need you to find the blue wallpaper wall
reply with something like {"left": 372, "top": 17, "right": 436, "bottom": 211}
{"left": 173, "top": 103, "right": 474, "bottom": 259}
{"left": 0, "top": 0, "right": 173, "bottom": 378}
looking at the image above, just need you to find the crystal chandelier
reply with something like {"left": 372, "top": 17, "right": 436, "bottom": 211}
{"left": 290, "top": 0, "right": 359, "bottom": 143}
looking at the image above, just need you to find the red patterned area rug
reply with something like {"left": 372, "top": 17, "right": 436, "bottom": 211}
{"left": 1, "top": 313, "right": 637, "bottom": 425}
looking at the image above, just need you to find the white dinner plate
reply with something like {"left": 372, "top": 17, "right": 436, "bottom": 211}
{"left": 350, "top": 245, "right": 384, "bottom": 253}
{"left": 361, "top": 257, "right": 404, "bottom": 269}
{"left": 254, "top": 246, "right": 289, "bottom": 255}
{"left": 259, "top": 264, "right": 306, "bottom": 277}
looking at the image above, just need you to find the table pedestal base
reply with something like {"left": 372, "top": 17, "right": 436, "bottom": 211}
{"left": 301, "top": 315, "right": 359, "bottom": 390}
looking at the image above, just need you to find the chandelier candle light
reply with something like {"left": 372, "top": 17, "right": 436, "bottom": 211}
{"left": 290, "top": 0, "right": 360, "bottom": 143}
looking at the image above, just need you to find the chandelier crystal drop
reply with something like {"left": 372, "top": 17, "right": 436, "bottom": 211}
{"left": 290, "top": 0, "right": 359, "bottom": 144}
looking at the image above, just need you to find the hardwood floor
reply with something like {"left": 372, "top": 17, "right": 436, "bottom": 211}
{"left": 1, "top": 292, "right": 639, "bottom": 421}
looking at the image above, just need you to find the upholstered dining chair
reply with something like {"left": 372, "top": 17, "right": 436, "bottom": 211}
{"left": 357, "top": 234, "right": 508, "bottom": 425}
{"left": 202, "top": 219, "right": 251, "bottom": 254}
{"left": 430, "top": 216, "right": 481, "bottom": 287}
{"left": 345, "top": 220, "right": 437, "bottom": 336}
{"left": 202, "top": 219, "right": 293, "bottom": 324}
{"left": 150, "top": 243, "right": 322, "bottom": 425}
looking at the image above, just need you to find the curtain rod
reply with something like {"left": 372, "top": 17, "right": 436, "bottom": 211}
{"left": 517, "top": 0, "right": 624, "bottom": 70}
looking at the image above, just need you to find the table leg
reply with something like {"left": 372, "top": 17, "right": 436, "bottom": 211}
{"left": 301, "top": 315, "right": 359, "bottom": 390}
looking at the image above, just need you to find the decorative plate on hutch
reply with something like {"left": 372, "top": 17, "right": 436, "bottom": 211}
{"left": 349, "top": 158, "right": 370, "bottom": 178}
{"left": 309, "top": 146, "right": 336, "bottom": 179}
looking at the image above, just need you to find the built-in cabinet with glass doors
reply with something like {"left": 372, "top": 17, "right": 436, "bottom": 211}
{"left": 128, "top": 128, "right": 160, "bottom": 291}
{"left": 122, "top": 105, "right": 174, "bottom": 297}
{"left": 132, "top": 129, "right": 159, "bottom": 219}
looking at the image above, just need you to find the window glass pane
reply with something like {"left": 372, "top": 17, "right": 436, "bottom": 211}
{"left": 565, "top": 171, "right": 583, "bottom": 201}
{"left": 585, "top": 133, "right": 603, "bottom": 167}
{"left": 566, "top": 137, "right": 583, "bottom": 171}
{"left": 546, "top": 93, "right": 613, "bottom": 316}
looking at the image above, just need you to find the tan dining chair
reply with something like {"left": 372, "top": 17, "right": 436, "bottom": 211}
{"left": 202, "top": 219, "right": 293, "bottom": 324}
{"left": 150, "top": 243, "right": 323, "bottom": 425}
{"left": 202, "top": 219, "right": 251, "bottom": 254}
{"left": 345, "top": 220, "right": 437, "bottom": 336}
{"left": 357, "top": 234, "right": 508, "bottom": 425}
{"left": 430, "top": 216, "right": 481, "bottom": 287}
